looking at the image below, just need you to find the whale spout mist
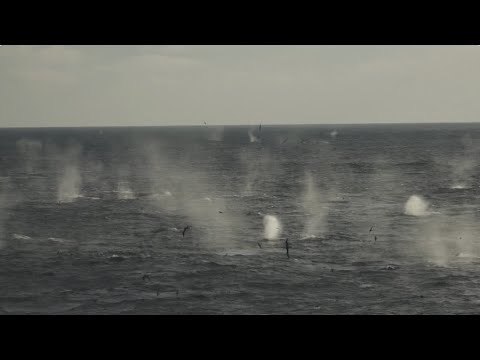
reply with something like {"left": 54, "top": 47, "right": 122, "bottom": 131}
{"left": 263, "top": 215, "right": 282, "bottom": 240}
{"left": 404, "top": 195, "right": 429, "bottom": 217}
{"left": 58, "top": 165, "right": 82, "bottom": 203}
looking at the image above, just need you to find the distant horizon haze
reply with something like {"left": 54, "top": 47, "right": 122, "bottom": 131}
{"left": 1, "top": 45, "right": 479, "bottom": 127}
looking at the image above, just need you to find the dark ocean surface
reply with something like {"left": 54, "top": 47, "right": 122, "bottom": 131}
{"left": 1, "top": 124, "right": 480, "bottom": 314}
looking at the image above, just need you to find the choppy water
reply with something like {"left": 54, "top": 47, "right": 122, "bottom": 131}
{"left": 1, "top": 124, "right": 480, "bottom": 314}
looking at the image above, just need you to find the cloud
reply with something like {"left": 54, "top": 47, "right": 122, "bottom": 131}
{"left": 1, "top": 45, "right": 480, "bottom": 126}
{"left": 18, "top": 68, "right": 79, "bottom": 84}
{"left": 0, "top": 45, "right": 83, "bottom": 83}
{"left": 97, "top": 52, "right": 198, "bottom": 75}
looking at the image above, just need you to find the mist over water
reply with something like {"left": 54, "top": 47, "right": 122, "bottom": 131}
{"left": 446, "top": 134, "right": 480, "bottom": 189}
{"left": 56, "top": 144, "right": 83, "bottom": 203}
{"left": 82, "top": 155, "right": 105, "bottom": 194}
{"left": 239, "top": 147, "right": 279, "bottom": 196}
{"left": 116, "top": 181, "right": 135, "bottom": 200}
{"left": 0, "top": 178, "right": 17, "bottom": 250}
{"left": 58, "top": 166, "right": 81, "bottom": 203}
{"left": 450, "top": 157, "right": 476, "bottom": 190}
{"left": 139, "top": 139, "right": 248, "bottom": 247}
{"left": 16, "top": 138, "right": 43, "bottom": 174}
{"left": 115, "top": 166, "right": 135, "bottom": 200}
{"left": 248, "top": 129, "right": 259, "bottom": 143}
{"left": 207, "top": 127, "right": 225, "bottom": 142}
{"left": 415, "top": 213, "right": 479, "bottom": 266}
{"left": 141, "top": 141, "right": 175, "bottom": 201}
{"left": 0, "top": 190, "right": 6, "bottom": 249}
{"left": 404, "top": 195, "right": 429, "bottom": 217}
{"left": 3, "top": 125, "right": 480, "bottom": 314}
{"left": 301, "top": 171, "right": 328, "bottom": 238}
{"left": 263, "top": 215, "right": 282, "bottom": 240}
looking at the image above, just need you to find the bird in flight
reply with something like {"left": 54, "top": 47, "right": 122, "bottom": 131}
{"left": 182, "top": 226, "right": 191, "bottom": 238}
{"left": 257, "top": 242, "right": 262, "bottom": 249}
{"left": 369, "top": 226, "right": 374, "bottom": 233}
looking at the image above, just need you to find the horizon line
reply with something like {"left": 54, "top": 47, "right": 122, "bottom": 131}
{"left": 1, "top": 121, "right": 480, "bottom": 129}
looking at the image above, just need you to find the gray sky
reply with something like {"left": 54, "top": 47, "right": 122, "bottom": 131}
{"left": 0, "top": 45, "right": 479, "bottom": 127}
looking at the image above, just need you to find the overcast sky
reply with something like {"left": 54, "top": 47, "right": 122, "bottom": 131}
{"left": 0, "top": 45, "right": 479, "bottom": 127}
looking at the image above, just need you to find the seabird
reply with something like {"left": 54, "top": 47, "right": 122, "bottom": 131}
{"left": 285, "top": 238, "right": 290, "bottom": 259}
{"left": 281, "top": 138, "right": 288, "bottom": 145}
{"left": 182, "top": 226, "right": 191, "bottom": 238}
{"left": 204, "top": 121, "right": 207, "bottom": 125}
{"left": 374, "top": 236, "right": 377, "bottom": 242}
{"left": 369, "top": 226, "right": 373, "bottom": 233}
{"left": 257, "top": 242, "right": 262, "bottom": 249}
{"left": 259, "top": 124, "right": 262, "bottom": 131}
{"left": 218, "top": 211, "right": 223, "bottom": 214}
{"left": 142, "top": 274, "right": 151, "bottom": 281}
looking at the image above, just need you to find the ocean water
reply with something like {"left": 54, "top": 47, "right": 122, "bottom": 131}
{"left": 1, "top": 124, "right": 480, "bottom": 314}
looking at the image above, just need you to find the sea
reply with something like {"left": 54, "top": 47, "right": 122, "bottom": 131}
{"left": 1, "top": 123, "right": 480, "bottom": 314}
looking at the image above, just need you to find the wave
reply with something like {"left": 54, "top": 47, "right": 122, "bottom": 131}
{"left": 47, "top": 237, "right": 66, "bottom": 243}
{"left": 456, "top": 252, "right": 480, "bottom": 259}
{"left": 12, "top": 234, "right": 32, "bottom": 240}
{"left": 451, "top": 184, "right": 469, "bottom": 190}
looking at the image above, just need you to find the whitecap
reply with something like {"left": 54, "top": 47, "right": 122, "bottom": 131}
{"left": 12, "top": 234, "right": 32, "bottom": 240}
{"left": 48, "top": 237, "right": 65, "bottom": 243}
{"left": 456, "top": 252, "right": 480, "bottom": 259}
{"left": 451, "top": 184, "right": 468, "bottom": 190}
